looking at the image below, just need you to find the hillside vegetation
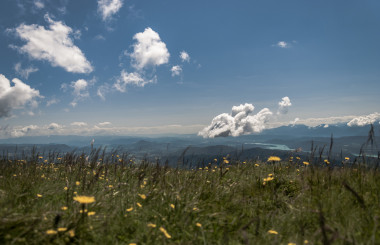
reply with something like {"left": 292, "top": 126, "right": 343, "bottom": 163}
{"left": 0, "top": 151, "right": 380, "bottom": 244}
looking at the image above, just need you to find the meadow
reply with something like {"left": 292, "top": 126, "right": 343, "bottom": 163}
{"left": 0, "top": 149, "right": 380, "bottom": 244}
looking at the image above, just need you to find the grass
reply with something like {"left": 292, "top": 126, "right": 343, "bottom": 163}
{"left": 0, "top": 152, "right": 380, "bottom": 244}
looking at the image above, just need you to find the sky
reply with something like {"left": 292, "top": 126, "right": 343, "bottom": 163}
{"left": 0, "top": 0, "right": 380, "bottom": 138}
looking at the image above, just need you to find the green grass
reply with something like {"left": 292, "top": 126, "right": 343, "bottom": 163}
{"left": 0, "top": 153, "right": 380, "bottom": 244}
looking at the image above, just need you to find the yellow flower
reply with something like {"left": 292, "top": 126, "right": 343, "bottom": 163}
{"left": 214, "top": 158, "right": 217, "bottom": 162}
{"left": 129, "top": 243, "right": 137, "bottom": 245}
{"left": 39, "top": 156, "right": 43, "bottom": 159}
{"left": 268, "top": 173, "right": 273, "bottom": 177}
{"left": 87, "top": 211, "right": 96, "bottom": 216}
{"left": 196, "top": 223, "right": 202, "bottom": 227}
{"left": 304, "top": 240, "right": 309, "bottom": 244}
{"left": 137, "top": 202, "right": 142, "bottom": 208}
{"left": 75, "top": 181, "right": 80, "bottom": 186}
{"left": 224, "top": 159, "right": 229, "bottom": 164}
{"left": 159, "top": 227, "right": 171, "bottom": 239}
{"left": 267, "top": 156, "right": 281, "bottom": 162}
{"left": 37, "top": 194, "right": 42, "bottom": 198}
{"left": 74, "top": 191, "right": 77, "bottom": 195}
{"left": 46, "top": 229, "right": 57, "bottom": 235}
{"left": 296, "top": 157, "right": 300, "bottom": 160}
{"left": 57, "top": 227, "right": 67, "bottom": 232}
{"left": 303, "top": 161, "right": 310, "bottom": 166}
{"left": 147, "top": 223, "right": 157, "bottom": 228}
{"left": 64, "top": 187, "right": 68, "bottom": 191}
{"left": 138, "top": 194, "right": 146, "bottom": 200}
{"left": 61, "top": 206, "right": 68, "bottom": 211}
{"left": 268, "top": 230, "right": 278, "bottom": 235}
{"left": 193, "top": 207, "right": 199, "bottom": 211}
{"left": 288, "top": 243, "right": 296, "bottom": 245}
{"left": 68, "top": 229, "right": 75, "bottom": 237}
{"left": 108, "top": 185, "right": 113, "bottom": 188}
{"left": 255, "top": 163, "right": 259, "bottom": 167}
{"left": 345, "top": 157, "right": 350, "bottom": 160}
{"left": 170, "top": 204, "right": 175, "bottom": 209}
{"left": 73, "top": 195, "right": 95, "bottom": 204}
{"left": 126, "top": 207, "right": 134, "bottom": 212}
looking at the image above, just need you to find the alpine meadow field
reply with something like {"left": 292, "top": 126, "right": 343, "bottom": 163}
{"left": 1, "top": 149, "right": 380, "bottom": 244}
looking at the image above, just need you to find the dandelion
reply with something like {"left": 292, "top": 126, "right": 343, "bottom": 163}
{"left": 268, "top": 156, "right": 281, "bottom": 162}
{"left": 74, "top": 191, "right": 77, "bottom": 195}
{"left": 46, "top": 229, "right": 57, "bottom": 235}
{"left": 137, "top": 202, "right": 142, "bottom": 208}
{"left": 196, "top": 223, "right": 202, "bottom": 227}
{"left": 255, "top": 163, "right": 260, "bottom": 167}
{"left": 39, "top": 156, "right": 43, "bottom": 159}
{"left": 138, "top": 194, "right": 146, "bottom": 200}
{"left": 288, "top": 243, "right": 296, "bottom": 245}
{"left": 57, "top": 227, "right": 67, "bottom": 232}
{"left": 108, "top": 185, "right": 113, "bottom": 188}
{"left": 224, "top": 159, "right": 229, "bottom": 164}
{"left": 76, "top": 181, "right": 80, "bottom": 186}
{"left": 159, "top": 227, "right": 171, "bottom": 239}
{"left": 170, "top": 204, "right": 175, "bottom": 209}
{"left": 303, "top": 161, "right": 310, "bottom": 166}
{"left": 126, "top": 207, "right": 134, "bottom": 212}
{"left": 147, "top": 223, "right": 157, "bottom": 228}
{"left": 304, "top": 240, "right": 309, "bottom": 244}
{"left": 73, "top": 195, "right": 95, "bottom": 204}
{"left": 268, "top": 230, "right": 278, "bottom": 235}
{"left": 68, "top": 229, "right": 75, "bottom": 237}
{"left": 345, "top": 157, "right": 350, "bottom": 161}
{"left": 87, "top": 211, "right": 96, "bottom": 216}
{"left": 64, "top": 187, "right": 68, "bottom": 191}
{"left": 129, "top": 243, "right": 137, "bottom": 245}
{"left": 61, "top": 206, "right": 68, "bottom": 211}
{"left": 37, "top": 194, "right": 42, "bottom": 198}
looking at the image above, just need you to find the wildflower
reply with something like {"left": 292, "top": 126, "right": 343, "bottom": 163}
{"left": 75, "top": 181, "right": 80, "bottom": 186}
{"left": 37, "top": 194, "right": 42, "bottom": 198}
{"left": 170, "top": 204, "right": 175, "bottom": 209}
{"left": 73, "top": 195, "right": 95, "bottom": 204}
{"left": 303, "top": 161, "right": 310, "bottom": 166}
{"left": 129, "top": 243, "right": 137, "bottom": 245}
{"left": 296, "top": 157, "right": 300, "bottom": 160}
{"left": 304, "top": 240, "right": 309, "bottom": 244}
{"left": 138, "top": 194, "right": 146, "bottom": 200}
{"left": 137, "top": 202, "right": 142, "bottom": 208}
{"left": 80, "top": 209, "right": 88, "bottom": 213}
{"left": 87, "top": 211, "right": 96, "bottom": 216}
{"left": 126, "top": 207, "right": 134, "bottom": 212}
{"left": 61, "top": 206, "right": 68, "bottom": 211}
{"left": 288, "top": 243, "right": 296, "bottom": 245}
{"left": 39, "top": 156, "right": 43, "bottom": 159}
{"left": 267, "top": 156, "right": 281, "bottom": 162}
{"left": 147, "top": 223, "right": 157, "bottom": 228}
{"left": 345, "top": 157, "right": 350, "bottom": 161}
{"left": 159, "top": 227, "right": 171, "bottom": 239}
{"left": 57, "top": 227, "right": 67, "bottom": 232}
{"left": 196, "top": 223, "right": 202, "bottom": 227}
{"left": 193, "top": 207, "right": 199, "bottom": 211}
{"left": 46, "top": 229, "right": 57, "bottom": 235}
{"left": 224, "top": 159, "right": 229, "bottom": 164}
{"left": 64, "top": 187, "right": 68, "bottom": 191}
{"left": 68, "top": 229, "right": 75, "bottom": 237}
{"left": 255, "top": 163, "right": 259, "bottom": 167}
{"left": 268, "top": 230, "right": 278, "bottom": 235}
{"left": 74, "top": 191, "right": 77, "bottom": 195}
{"left": 108, "top": 185, "right": 113, "bottom": 188}
{"left": 214, "top": 158, "right": 217, "bottom": 162}
{"left": 268, "top": 173, "right": 273, "bottom": 177}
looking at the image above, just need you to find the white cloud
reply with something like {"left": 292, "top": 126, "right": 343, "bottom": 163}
{"left": 34, "top": 0, "right": 44, "bottom": 9}
{"left": 46, "top": 98, "right": 59, "bottom": 106}
{"left": 347, "top": 112, "right": 380, "bottom": 127}
{"left": 276, "top": 41, "right": 289, "bottom": 48}
{"left": 9, "top": 125, "right": 39, "bottom": 138}
{"left": 290, "top": 117, "right": 300, "bottom": 126}
{"left": 0, "top": 74, "right": 41, "bottom": 118}
{"left": 130, "top": 28, "right": 170, "bottom": 70}
{"left": 114, "top": 69, "right": 156, "bottom": 92}
{"left": 277, "top": 96, "right": 292, "bottom": 115}
{"left": 69, "top": 78, "right": 95, "bottom": 107}
{"left": 180, "top": 51, "right": 190, "bottom": 62}
{"left": 48, "top": 123, "right": 62, "bottom": 130}
{"left": 71, "top": 122, "right": 88, "bottom": 127}
{"left": 99, "top": 121, "right": 112, "bottom": 126}
{"left": 14, "top": 63, "right": 38, "bottom": 79}
{"left": 198, "top": 103, "right": 273, "bottom": 138}
{"left": 171, "top": 65, "right": 182, "bottom": 77}
{"left": 12, "top": 14, "right": 93, "bottom": 74}
{"left": 98, "top": 0, "right": 123, "bottom": 21}
{"left": 97, "top": 84, "right": 110, "bottom": 100}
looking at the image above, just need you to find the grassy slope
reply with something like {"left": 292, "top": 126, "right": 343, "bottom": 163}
{"left": 0, "top": 154, "right": 380, "bottom": 244}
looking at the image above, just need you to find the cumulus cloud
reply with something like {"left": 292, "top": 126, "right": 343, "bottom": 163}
{"left": 14, "top": 63, "right": 38, "bottom": 79}
{"left": 48, "top": 123, "right": 62, "bottom": 130}
{"left": 276, "top": 41, "right": 289, "bottom": 48}
{"left": 290, "top": 117, "right": 299, "bottom": 126}
{"left": 347, "top": 112, "right": 380, "bottom": 127}
{"left": 99, "top": 121, "right": 112, "bottom": 126}
{"left": 0, "top": 74, "right": 41, "bottom": 118}
{"left": 69, "top": 78, "right": 95, "bottom": 107}
{"left": 46, "top": 98, "right": 59, "bottom": 106}
{"left": 129, "top": 27, "right": 170, "bottom": 70}
{"left": 11, "top": 14, "right": 93, "bottom": 73}
{"left": 277, "top": 96, "right": 292, "bottom": 115}
{"left": 98, "top": 0, "right": 123, "bottom": 21}
{"left": 34, "top": 0, "right": 44, "bottom": 9}
{"left": 114, "top": 69, "right": 156, "bottom": 92}
{"left": 198, "top": 103, "right": 273, "bottom": 138}
{"left": 71, "top": 122, "right": 88, "bottom": 127}
{"left": 9, "top": 125, "right": 38, "bottom": 138}
{"left": 180, "top": 51, "right": 190, "bottom": 62}
{"left": 171, "top": 65, "right": 182, "bottom": 77}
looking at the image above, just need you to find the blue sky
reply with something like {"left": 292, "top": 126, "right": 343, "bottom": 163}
{"left": 1, "top": 0, "right": 380, "bottom": 138}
